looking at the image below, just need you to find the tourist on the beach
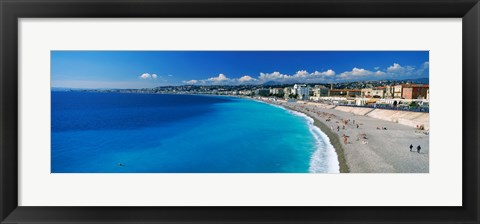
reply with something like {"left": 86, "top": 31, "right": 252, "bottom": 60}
{"left": 337, "top": 126, "right": 340, "bottom": 132}
{"left": 417, "top": 145, "right": 421, "bottom": 153}
{"left": 342, "top": 125, "right": 345, "bottom": 130}
{"left": 376, "top": 127, "right": 380, "bottom": 130}
{"left": 356, "top": 124, "right": 359, "bottom": 128}
{"left": 409, "top": 144, "right": 413, "bottom": 151}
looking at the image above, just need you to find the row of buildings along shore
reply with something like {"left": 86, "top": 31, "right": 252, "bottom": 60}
{"left": 264, "top": 83, "right": 430, "bottom": 107}
{"left": 78, "top": 81, "right": 429, "bottom": 111}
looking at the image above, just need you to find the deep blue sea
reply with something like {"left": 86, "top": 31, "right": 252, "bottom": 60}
{"left": 51, "top": 92, "right": 339, "bottom": 173}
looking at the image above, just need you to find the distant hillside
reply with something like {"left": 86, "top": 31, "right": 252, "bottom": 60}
{"left": 262, "top": 81, "right": 283, "bottom": 86}
{"left": 400, "top": 77, "right": 429, "bottom": 84}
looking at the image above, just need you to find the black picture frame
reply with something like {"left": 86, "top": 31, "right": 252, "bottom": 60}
{"left": 1, "top": 0, "right": 479, "bottom": 223}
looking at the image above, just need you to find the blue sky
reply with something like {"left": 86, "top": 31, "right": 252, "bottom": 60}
{"left": 51, "top": 51, "right": 429, "bottom": 89}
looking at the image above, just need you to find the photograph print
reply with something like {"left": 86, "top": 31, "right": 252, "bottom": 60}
{"left": 51, "top": 51, "right": 429, "bottom": 173}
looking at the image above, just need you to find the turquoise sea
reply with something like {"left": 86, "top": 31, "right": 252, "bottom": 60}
{"left": 51, "top": 92, "right": 339, "bottom": 173}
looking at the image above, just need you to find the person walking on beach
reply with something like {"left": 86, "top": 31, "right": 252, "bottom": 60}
{"left": 417, "top": 145, "right": 421, "bottom": 153}
{"left": 343, "top": 134, "right": 348, "bottom": 145}
{"left": 356, "top": 124, "right": 359, "bottom": 129}
{"left": 337, "top": 126, "right": 340, "bottom": 132}
{"left": 409, "top": 144, "right": 413, "bottom": 151}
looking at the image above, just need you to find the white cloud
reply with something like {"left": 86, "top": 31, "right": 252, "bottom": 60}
{"left": 257, "top": 70, "right": 336, "bottom": 83}
{"left": 183, "top": 74, "right": 234, "bottom": 85}
{"left": 385, "top": 62, "right": 430, "bottom": 77}
{"left": 312, "top": 69, "right": 335, "bottom": 77}
{"left": 386, "top": 63, "right": 415, "bottom": 74}
{"left": 387, "top": 63, "right": 401, "bottom": 72}
{"left": 412, "top": 61, "right": 430, "bottom": 76}
{"left": 423, "top": 61, "right": 429, "bottom": 69}
{"left": 179, "top": 62, "right": 428, "bottom": 85}
{"left": 337, "top": 62, "right": 427, "bottom": 81}
{"left": 208, "top": 74, "right": 230, "bottom": 82}
{"left": 340, "top": 68, "right": 372, "bottom": 77}
{"left": 239, "top": 75, "right": 256, "bottom": 82}
{"left": 140, "top": 73, "right": 151, "bottom": 79}
{"left": 140, "top": 73, "right": 158, "bottom": 79}
{"left": 338, "top": 67, "right": 385, "bottom": 80}
{"left": 258, "top": 71, "right": 289, "bottom": 81}
{"left": 183, "top": 80, "right": 198, "bottom": 85}
{"left": 293, "top": 70, "right": 309, "bottom": 78}
{"left": 352, "top": 68, "right": 371, "bottom": 76}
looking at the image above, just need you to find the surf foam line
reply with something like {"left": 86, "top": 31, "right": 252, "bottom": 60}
{"left": 253, "top": 99, "right": 340, "bottom": 173}
{"left": 286, "top": 110, "right": 340, "bottom": 173}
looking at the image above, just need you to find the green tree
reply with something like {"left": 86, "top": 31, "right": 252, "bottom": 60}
{"left": 409, "top": 101, "right": 419, "bottom": 108}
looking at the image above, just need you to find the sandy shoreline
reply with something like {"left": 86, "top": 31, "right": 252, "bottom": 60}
{"left": 256, "top": 98, "right": 429, "bottom": 173}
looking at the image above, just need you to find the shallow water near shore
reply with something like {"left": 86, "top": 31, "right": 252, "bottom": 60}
{"left": 51, "top": 92, "right": 339, "bottom": 173}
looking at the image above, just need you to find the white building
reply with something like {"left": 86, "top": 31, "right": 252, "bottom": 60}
{"left": 270, "top": 88, "right": 284, "bottom": 95}
{"left": 385, "top": 85, "right": 394, "bottom": 98}
{"left": 394, "top": 85, "right": 403, "bottom": 98}
{"left": 361, "top": 87, "right": 385, "bottom": 98}
{"left": 310, "top": 85, "right": 329, "bottom": 101}
{"left": 293, "top": 84, "right": 310, "bottom": 100}
{"left": 284, "top": 87, "right": 292, "bottom": 99}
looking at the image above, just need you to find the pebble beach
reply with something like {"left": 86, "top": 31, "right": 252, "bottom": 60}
{"left": 261, "top": 99, "right": 429, "bottom": 173}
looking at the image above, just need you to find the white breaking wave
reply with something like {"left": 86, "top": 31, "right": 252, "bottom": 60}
{"left": 285, "top": 110, "right": 340, "bottom": 173}
{"left": 250, "top": 100, "right": 340, "bottom": 173}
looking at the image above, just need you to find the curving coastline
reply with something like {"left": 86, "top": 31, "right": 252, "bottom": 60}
{"left": 251, "top": 97, "right": 348, "bottom": 173}
{"left": 272, "top": 102, "right": 349, "bottom": 173}
{"left": 254, "top": 97, "right": 429, "bottom": 173}
{"left": 305, "top": 111, "right": 350, "bottom": 173}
